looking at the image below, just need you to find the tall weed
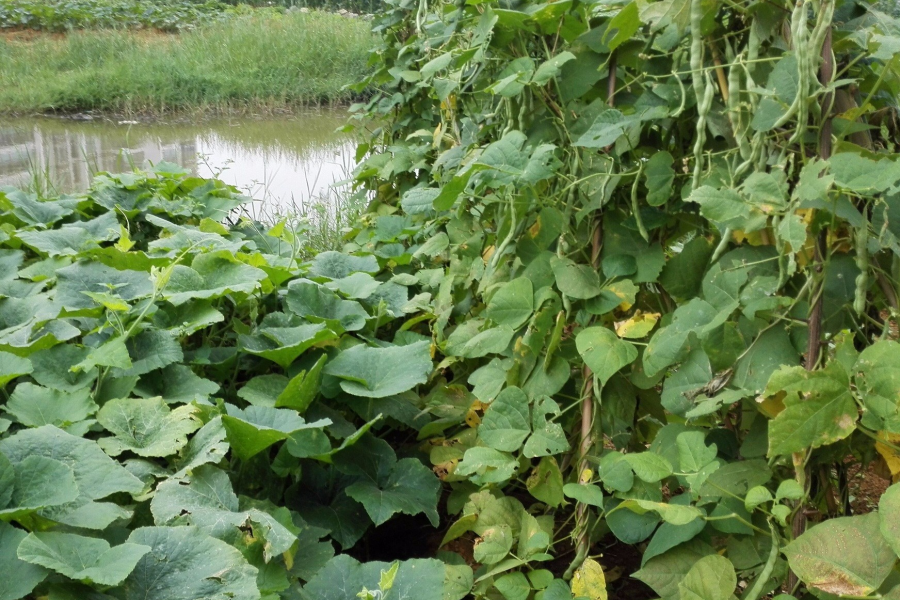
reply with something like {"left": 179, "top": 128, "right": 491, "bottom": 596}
{"left": 0, "top": 11, "right": 373, "bottom": 114}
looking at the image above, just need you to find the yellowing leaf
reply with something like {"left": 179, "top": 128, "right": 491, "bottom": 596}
{"left": 606, "top": 280, "right": 637, "bottom": 311}
{"left": 432, "top": 460, "right": 458, "bottom": 481}
{"left": 783, "top": 513, "right": 895, "bottom": 597}
{"left": 614, "top": 312, "right": 660, "bottom": 339}
{"left": 466, "top": 400, "right": 488, "bottom": 428}
{"left": 579, "top": 468, "right": 593, "bottom": 484}
{"left": 876, "top": 433, "right": 900, "bottom": 483}
{"left": 755, "top": 390, "right": 786, "bottom": 418}
{"left": 732, "top": 229, "right": 767, "bottom": 246}
{"left": 432, "top": 123, "right": 443, "bottom": 149}
{"left": 571, "top": 558, "right": 607, "bottom": 600}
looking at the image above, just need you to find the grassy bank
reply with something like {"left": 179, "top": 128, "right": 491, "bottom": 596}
{"left": 0, "top": 11, "right": 374, "bottom": 115}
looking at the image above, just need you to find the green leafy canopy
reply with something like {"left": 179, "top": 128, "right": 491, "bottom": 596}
{"left": 2, "top": 0, "right": 900, "bottom": 597}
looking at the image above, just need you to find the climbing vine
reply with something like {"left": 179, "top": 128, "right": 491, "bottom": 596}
{"left": 2, "top": 0, "right": 900, "bottom": 598}
{"left": 344, "top": 0, "right": 900, "bottom": 596}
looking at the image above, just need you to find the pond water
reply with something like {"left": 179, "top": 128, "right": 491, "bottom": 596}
{"left": 0, "top": 111, "right": 358, "bottom": 219}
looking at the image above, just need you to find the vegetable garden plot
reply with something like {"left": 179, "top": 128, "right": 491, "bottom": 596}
{"left": 342, "top": 0, "right": 900, "bottom": 596}
{"left": 3, "top": 0, "right": 900, "bottom": 597}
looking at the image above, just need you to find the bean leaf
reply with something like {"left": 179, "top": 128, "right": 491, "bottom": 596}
{"left": 576, "top": 327, "right": 637, "bottom": 386}
{"left": 783, "top": 514, "right": 896, "bottom": 596}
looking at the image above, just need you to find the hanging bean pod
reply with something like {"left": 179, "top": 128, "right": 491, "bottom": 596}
{"left": 855, "top": 210, "right": 870, "bottom": 315}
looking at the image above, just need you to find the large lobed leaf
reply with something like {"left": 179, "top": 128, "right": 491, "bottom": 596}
{"left": 17, "top": 532, "right": 150, "bottom": 586}
{"left": 0, "top": 521, "right": 48, "bottom": 600}
{"left": 302, "top": 554, "right": 446, "bottom": 600}
{"left": 114, "top": 526, "right": 260, "bottom": 600}
{"left": 97, "top": 397, "right": 202, "bottom": 458}
{"left": 0, "top": 426, "right": 143, "bottom": 529}
{"left": 324, "top": 341, "right": 432, "bottom": 398}
{"left": 221, "top": 405, "right": 331, "bottom": 461}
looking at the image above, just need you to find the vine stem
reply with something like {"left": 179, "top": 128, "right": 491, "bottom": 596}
{"left": 565, "top": 218, "right": 602, "bottom": 581}
{"left": 788, "top": 17, "right": 833, "bottom": 593}
{"left": 565, "top": 58, "right": 616, "bottom": 579}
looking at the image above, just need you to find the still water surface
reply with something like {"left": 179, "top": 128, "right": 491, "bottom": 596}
{"left": 0, "top": 111, "right": 356, "bottom": 217}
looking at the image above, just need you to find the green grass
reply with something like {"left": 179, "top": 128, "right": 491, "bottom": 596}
{"left": 0, "top": 11, "right": 374, "bottom": 114}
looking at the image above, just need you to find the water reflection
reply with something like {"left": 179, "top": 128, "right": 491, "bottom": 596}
{"left": 0, "top": 112, "right": 357, "bottom": 218}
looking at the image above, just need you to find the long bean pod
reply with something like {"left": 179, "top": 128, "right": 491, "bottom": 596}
{"left": 809, "top": 0, "right": 834, "bottom": 82}
{"left": 692, "top": 73, "right": 715, "bottom": 190}
{"left": 631, "top": 163, "right": 649, "bottom": 241}
{"left": 690, "top": 0, "right": 705, "bottom": 104}
{"left": 729, "top": 53, "right": 751, "bottom": 160}
{"left": 770, "top": 1, "right": 806, "bottom": 131}
{"left": 856, "top": 206, "right": 870, "bottom": 315}
{"left": 788, "top": 0, "right": 810, "bottom": 148}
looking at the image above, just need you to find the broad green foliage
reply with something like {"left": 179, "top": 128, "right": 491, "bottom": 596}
{"left": 119, "top": 526, "right": 260, "bottom": 600}
{"left": 678, "top": 554, "right": 736, "bottom": 600}
{"left": 323, "top": 340, "right": 432, "bottom": 397}
{"left": 0, "top": 522, "right": 47, "bottom": 600}
{"left": 0, "top": 167, "right": 445, "bottom": 597}
{"left": 4, "top": 0, "right": 900, "bottom": 597}
{"left": 335, "top": 0, "right": 900, "bottom": 595}
{"left": 302, "top": 555, "right": 447, "bottom": 600}
{"left": 97, "top": 397, "right": 201, "bottom": 457}
{"left": 17, "top": 532, "right": 150, "bottom": 586}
